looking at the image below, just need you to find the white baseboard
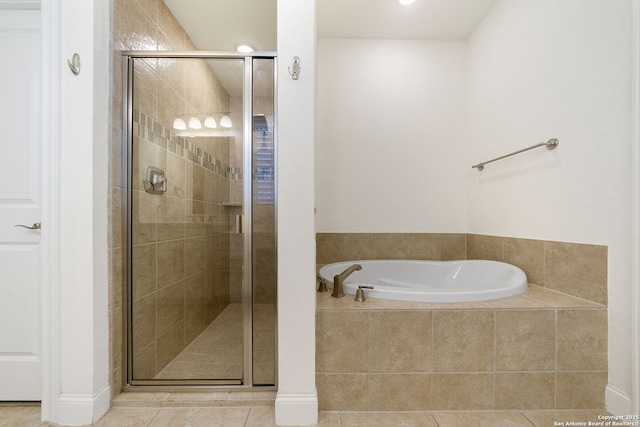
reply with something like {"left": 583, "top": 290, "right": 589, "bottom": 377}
{"left": 55, "top": 384, "right": 111, "bottom": 426}
{"left": 275, "top": 391, "right": 318, "bottom": 426}
{"left": 606, "top": 384, "right": 633, "bottom": 415}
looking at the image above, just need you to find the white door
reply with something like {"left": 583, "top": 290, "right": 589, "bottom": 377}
{"left": 0, "top": 9, "right": 42, "bottom": 401}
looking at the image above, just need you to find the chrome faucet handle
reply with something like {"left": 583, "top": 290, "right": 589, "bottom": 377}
{"left": 354, "top": 285, "right": 374, "bottom": 303}
{"left": 316, "top": 275, "right": 328, "bottom": 293}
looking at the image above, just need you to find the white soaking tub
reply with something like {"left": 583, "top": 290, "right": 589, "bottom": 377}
{"left": 318, "top": 259, "right": 527, "bottom": 303}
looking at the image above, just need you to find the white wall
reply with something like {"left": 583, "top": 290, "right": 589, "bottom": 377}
{"left": 275, "top": 0, "right": 317, "bottom": 425}
{"left": 316, "top": 39, "right": 467, "bottom": 233}
{"left": 466, "top": 0, "right": 633, "bottom": 408}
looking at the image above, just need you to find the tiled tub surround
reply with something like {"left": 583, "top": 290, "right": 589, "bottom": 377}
{"left": 316, "top": 233, "right": 608, "bottom": 412}
{"left": 316, "top": 289, "right": 607, "bottom": 412}
{"left": 316, "top": 233, "right": 608, "bottom": 305}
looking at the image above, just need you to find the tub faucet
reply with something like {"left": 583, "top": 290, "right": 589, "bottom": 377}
{"left": 332, "top": 264, "right": 362, "bottom": 298}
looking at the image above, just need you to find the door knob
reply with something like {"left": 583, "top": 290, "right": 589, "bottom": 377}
{"left": 15, "top": 223, "right": 41, "bottom": 230}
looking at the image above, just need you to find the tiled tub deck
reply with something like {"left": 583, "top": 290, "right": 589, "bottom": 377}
{"left": 316, "top": 285, "right": 607, "bottom": 412}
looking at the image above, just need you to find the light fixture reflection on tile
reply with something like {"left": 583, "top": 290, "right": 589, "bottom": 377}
{"left": 172, "top": 118, "right": 187, "bottom": 130}
{"left": 220, "top": 115, "right": 233, "bottom": 128}
{"left": 188, "top": 117, "right": 202, "bottom": 129}
{"left": 398, "top": 0, "right": 416, "bottom": 5}
{"left": 204, "top": 116, "right": 217, "bottom": 129}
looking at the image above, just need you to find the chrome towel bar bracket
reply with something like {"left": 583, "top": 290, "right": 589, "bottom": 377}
{"left": 472, "top": 138, "right": 559, "bottom": 171}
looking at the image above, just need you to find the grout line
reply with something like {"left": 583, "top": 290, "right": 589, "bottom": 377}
{"left": 554, "top": 308, "right": 558, "bottom": 409}
{"left": 492, "top": 309, "right": 496, "bottom": 410}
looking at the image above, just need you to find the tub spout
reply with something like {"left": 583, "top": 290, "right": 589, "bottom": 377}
{"left": 332, "top": 264, "right": 362, "bottom": 298}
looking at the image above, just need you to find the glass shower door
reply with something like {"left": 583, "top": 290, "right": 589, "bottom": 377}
{"left": 125, "top": 54, "right": 276, "bottom": 387}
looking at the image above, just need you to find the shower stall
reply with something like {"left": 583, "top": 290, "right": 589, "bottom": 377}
{"left": 122, "top": 52, "right": 277, "bottom": 387}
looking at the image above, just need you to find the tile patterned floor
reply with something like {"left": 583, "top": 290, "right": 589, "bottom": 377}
{"left": 0, "top": 402, "right": 620, "bottom": 427}
{"left": 154, "top": 303, "right": 275, "bottom": 384}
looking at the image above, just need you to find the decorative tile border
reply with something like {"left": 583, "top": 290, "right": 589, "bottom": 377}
{"left": 133, "top": 109, "right": 239, "bottom": 179}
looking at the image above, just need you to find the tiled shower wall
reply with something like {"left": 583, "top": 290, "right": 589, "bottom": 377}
{"left": 110, "top": 0, "right": 239, "bottom": 392}
{"left": 130, "top": 107, "right": 234, "bottom": 378}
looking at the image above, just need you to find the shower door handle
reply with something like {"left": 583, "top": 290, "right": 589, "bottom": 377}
{"left": 235, "top": 215, "right": 243, "bottom": 234}
{"left": 15, "top": 223, "right": 41, "bottom": 230}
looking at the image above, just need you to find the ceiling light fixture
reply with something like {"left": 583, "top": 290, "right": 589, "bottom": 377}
{"left": 188, "top": 117, "right": 202, "bottom": 129}
{"left": 172, "top": 118, "right": 186, "bottom": 130}
{"left": 398, "top": 0, "right": 416, "bottom": 5}
{"left": 236, "top": 44, "right": 254, "bottom": 53}
{"left": 220, "top": 115, "right": 233, "bottom": 128}
{"left": 204, "top": 116, "right": 217, "bottom": 129}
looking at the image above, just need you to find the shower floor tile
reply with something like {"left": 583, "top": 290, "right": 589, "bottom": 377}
{"left": 154, "top": 303, "right": 275, "bottom": 382}
{"left": 155, "top": 303, "right": 243, "bottom": 380}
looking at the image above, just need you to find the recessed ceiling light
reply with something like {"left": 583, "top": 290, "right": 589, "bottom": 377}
{"left": 398, "top": 0, "right": 416, "bottom": 5}
{"left": 236, "top": 44, "right": 254, "bottom": 53}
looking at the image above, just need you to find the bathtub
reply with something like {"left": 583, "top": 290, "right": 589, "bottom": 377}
{"left": 318, "top": 260, "right": 527, "bottom": 303}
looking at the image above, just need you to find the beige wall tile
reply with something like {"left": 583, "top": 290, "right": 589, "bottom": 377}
{"left": 114, "top": 0, "right": 158, "bottom": 51}
{"left": 157, "top": 79, "right": 185, "bottom": 131}
{"left": 431, "top": 373, "right": 493, "bottom": 410}
{"left": 368, "top": 374, "right": 430, "bottom": 411}
{"left": 156, "top": 280, "right": 185, "bottom": 338}
{"left": 132, "top": 293, "right": 156, "bottom": 351}
{"left": 495, "top": 310, "right": 555, "bottom": 371}
{"left": 156, "top": 321, "right": 185, "bottom": 372}
{"left": 156, "top": 1, "right": 188, "bottom": 50}
{"left": 495, "top": 372, "right": 555, "bottom": 409}
{"left": 109, "top": 307, "right": 123, "bottom": 373}
{"left": 374, "top": 234, "right": 416, "bottom": 259}
{"left": 545, "top": 241, "right": 607, "bottom": 305}
{"left": 157, "top": 223, "right": 185, "bottom": 241}
{"left": 316, "top": 311, "right": 368, "bottom": 373}
{"left": 369, "top": 311, "right": 431, "bottom": 372}
{"left": 557, "top": 309, "right": 608, "bottom": 371}
{"left": 316, "top": 374, "right": 368, "bottom": 411}
{"left": 157, "top": 194, "right": 186, "bottom": 225}
{"left": 132, "top": 342, "right": 157, "bottom": 379}
{"left": 504, "top": 237, "right": 544, "bottom": 285}
{"left": 132, "top": 60, "right": 158, "bottom": 121}
{"left": 440, "top": 233, "right": 466, "bottom": 260}
{"left": 316, "top": 233, "right": 345, "bottom": 264}
{"left": 185, "top": 237, "right": 207, "bottom": 276}
{"left": 556, "top": 372, "right": 607, "bottom": 409}
{"left": 404, "top": 234, "right": 441, "bottom": 260}
{"left": 344, "top": 233, "right": 377, "bottom": 260}
{"left": 466, "top": 234, "right": 504, "bottom": 261}
{"left": 186, "top": 64, "right": 206, "bottom": 114}
{"left": 135, "top": 0, "right": 158, "bottom": 22}
{"left": 132, "top": 243, "right": 156, "bottom": 300}
{"left": 111, "top": 247, "right": 124, "bottom": 310}
{"left": 157, "top": 240, "right": 185, "bottom": 288}
{"left": 110, "top": 187, "right": 124, "bottom": 249}
{"left": 432, "top": 310, "right": 494, "bottom": 371}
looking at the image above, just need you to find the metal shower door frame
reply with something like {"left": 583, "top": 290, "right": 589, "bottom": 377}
{"left": 122, "top": 51, "right": 277, "bottom": 389}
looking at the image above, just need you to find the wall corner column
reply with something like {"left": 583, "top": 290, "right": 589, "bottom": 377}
{"left": 275, "top": 0, "right": 318, "bottom": 425}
